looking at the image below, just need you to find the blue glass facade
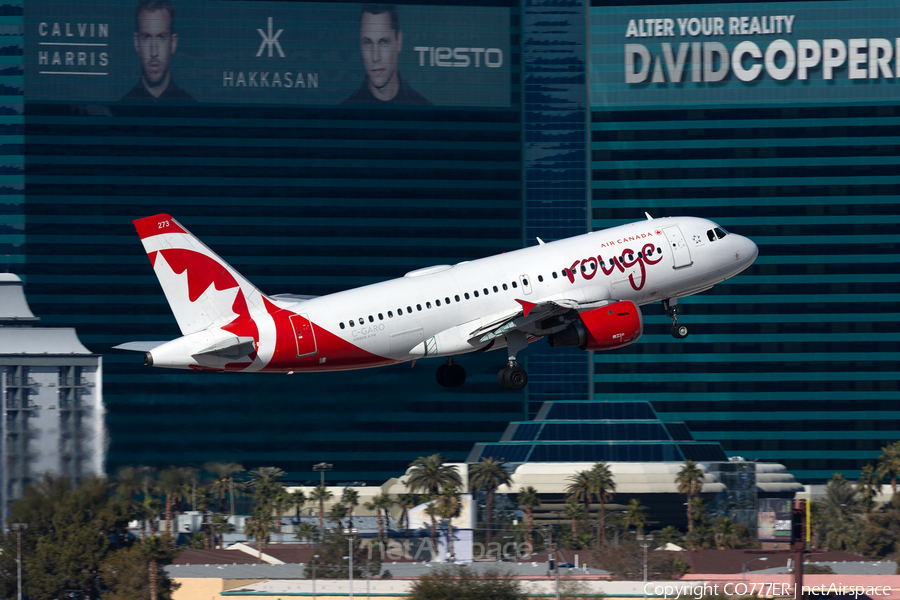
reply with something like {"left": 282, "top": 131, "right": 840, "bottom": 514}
{"left": 8, "top": 0, "right": 898, "bottom": 485}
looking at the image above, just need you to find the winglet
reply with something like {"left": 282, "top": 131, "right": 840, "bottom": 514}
{"left": 515, "top": 299, "right": 537, "bottom": 317}
{"left": 645, "top": 212, "right": 653, "bottom": 220}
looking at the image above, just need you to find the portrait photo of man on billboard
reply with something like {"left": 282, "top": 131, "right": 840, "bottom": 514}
{"left": 342, "top": 4, "right": 431, "bottom": 105}
{"left": 123, "top": 0, "right": 194, "bottom": 101}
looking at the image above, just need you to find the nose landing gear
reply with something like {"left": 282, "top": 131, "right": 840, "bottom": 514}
{"left": 436, "top": 358, "right": 466, "bottom": 388}
{"left": 663, "top": 298, "right": 689, "bottom": 339}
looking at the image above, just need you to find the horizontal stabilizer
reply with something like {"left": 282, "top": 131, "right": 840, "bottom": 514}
{"left": 114, "top": 341, "right": 170, "bottom": 352}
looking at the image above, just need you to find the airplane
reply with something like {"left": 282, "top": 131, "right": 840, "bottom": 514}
{"left": 116, "top": 213, "right": 758, "bottom": 390}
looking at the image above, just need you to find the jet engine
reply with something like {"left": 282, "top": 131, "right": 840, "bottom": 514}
{"left": 546, "top": 300, "right": 643, "bottom": 351}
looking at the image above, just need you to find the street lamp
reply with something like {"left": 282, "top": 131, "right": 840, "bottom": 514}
{"left": 311, "top": 553, "right": 319, "bottom": 600}
{"left": 313, "top": 462, "right": 333, "bottom": 487}
{"left": 636, "top": 534, "right": 654, "bottom": 600}
{"left": 742, "top": 556, "right": 768, "bottom": 583}
{"left": 592, "top": 510, "right": 627, "bottom": 548}
{"left": 10, "top": 523, "right": 26, "bottom": 600}
{"left": 343, "top": 523, "right": 358, "bottom": 599}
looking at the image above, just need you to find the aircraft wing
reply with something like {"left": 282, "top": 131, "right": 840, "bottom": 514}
{"left": 468, "top": 298, "right": 619, "bottom": 344}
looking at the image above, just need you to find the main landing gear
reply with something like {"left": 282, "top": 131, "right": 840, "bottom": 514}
{"left": 663, "top": 298, "right": 689, "bottom": 339}
{"left": 436, "top": 358, "right": 466, "bottom": 388}
{"left": 497, "top": 329, "right": 528, "bottom": 391}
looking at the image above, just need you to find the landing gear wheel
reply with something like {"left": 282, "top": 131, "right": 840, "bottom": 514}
{"left": 672, "top": 324, "right": 689, "bottom": 339}
{"left": 498, "top": 364, "right": 528, "bottom": 391}
{"left": 437, "top": 359, "right": 466, "bottom": 388}
{"left": 436, "top": 364, "right": 449, "bottom": 387}
{"left": 444, "top": 364, "right": 467, "bottom": 388}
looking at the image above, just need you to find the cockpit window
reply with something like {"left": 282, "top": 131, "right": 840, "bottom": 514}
{"left": 707, "top": 230, "right": 716, "bottom": 242}
{"left": 714, "top": 227, "right": 727, "bottom": 239}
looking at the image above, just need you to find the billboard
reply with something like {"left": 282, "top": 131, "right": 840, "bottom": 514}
{"left": 757, "top": 498, "right": 792, "bottom": 543}
{"left": 25, "top": 0, "right": 511, "bottom": 107}
{"left": 590, "top": 0, "right": 900, "bottom": 107}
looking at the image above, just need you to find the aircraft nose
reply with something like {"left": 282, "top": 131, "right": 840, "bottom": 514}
{"left": 745, "top": 236, "right": 759, "bottom": 264}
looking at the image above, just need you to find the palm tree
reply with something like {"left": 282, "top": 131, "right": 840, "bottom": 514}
{"left": 589, "top": 462, "right": 616, "bottom": 542}
{"left": 158, "top": 467, "right": 190, "bottom": 537}
{"left": 194, "top": 486, "right": 214, "bottom": 548}
{"left": 397, "top": 493, "right": 416, "bottom": 539}
{"left": 272, "top": 486, "right": 294, "bottom": 542}
{"left": 424, "top": 501, "right": 439, "bottom": 556}
{"left": 712, "top": 516, "right": 734, "bottom": 550}
{"left": 366, "top": 493, "right": 395, "bottom": 540}
{"left": 204, "top": 461, "right": 246, "bottom": 515}
{"left": 625, "top": 498, "right": 648, "bottom": 536}
{"left": 116, "top": 466, "right": 149, "bottom": 539}
{"left": 816, "top": 473, "right": 863, "bottom": 552}
{"left": 517, "top": 486, "right": 541, "bottom": 555}
{"left": 342, "top": 488, "right": 360, "bottom": 519}
{"left": 675, "top": 460, "right": 704, "bottom": 533}
{"left": 329, "top": 503, "right": 348, "bottom": 527}
{"left": 290, "top": 489, "right": 307, "bottom": 521}
{"left": 857, "top": 464, "right": 883, "bottom": 523}
{"left": 565, "top": 501, "right": 583, "bottom": 541}
{"left": 436, "top": 484, "right": 462, "bottom": 560}
{"left": 407, "top": 454, "right": 462, "bottom": 552}
{"left": 565, "top": 471, "right": 594, "bottom": 522}
{"left": 876, "top": 442, "right": 900, "bottom": 494}
{"left": 142, "top": 495, "right": 163, "bottom": 537}
{"left": 296, "top": 522, "right": 319, "bottom": 548}
{"left": 309, "top": 484, "right": 333, "bottom": 529}
{"left": 468, "top": 457, "right": 511, "bottom": 548}
{"left": 244, "top": 509, "right": 271, "bottom": 562}
{"left": 211, "top": 515, "right": 235, "bottom": 549}
{"left": 141, "top": 534, "right": 175, "bottom": 600}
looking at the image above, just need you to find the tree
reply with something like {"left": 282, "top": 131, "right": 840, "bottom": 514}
{"left": 565, "top": 471, "right": 595, "bottom": 524}
{"left": 815, "top": 473, "right": 863, "bottom": 552}
{"left": 271, "top": 486, "right": 294, "bottom": 542}
{"left": 310, "top": 484, "right": 334, "bottom": 529}
{"left": 408, "top": 455, "right": 462, "bottom": 554}
{"left": 625, "top": 499, "right": 648, "bottom": 536}
{"left": 244, "top": 508, "right": 272, "bottom": 561}
{"left": 102, "top": 542, "right": 180, "bottom": 600}
{"left": 141, "top": 534, "right": 178, "bottom": 600}
{"left": 877, "top": 442, "right": 900, "bottom": 494}
{"left": 435, "top": 484, "right": 462, "bottom": 560}
{"left": 312, "top": 527, "right": 381, "bottom": 579}
{"left": 712, "top": 517, "right": 734, "bottom": 550}
{"left": 651, "top": 525, "right": 684, "bottom": 547}
{"left": 366, "top": 493, "right": 395, "bottom": 540}
{"left": 291, "top": 489, "right": 307, "bottom": 521}
{"left": 858, "top": 463, "right": 883, "bottom": 522}
{"left": 408, "top": 565, "right": 519, "bottom": 600}
{"left": 329, "top": 502, "right": 348, "bottom": 527}
{"left": 468, "top": 457, "right": 511, "bottom": 548}
{"left": 589, "top": 462, "right": 616, "bottom": 542}
{"left": 675, "top": 461, "right": 704, "bottom": 534}
{"left": 565, "top": 501, "right": 585, "bottom": 543}
{"left": 517, "top": 486, "right": 541, "bottom": 555}
{"left": 296, "top": 522, "right": 319, "bottom": 548}
{"left": 342, "top": 488, "right": 360, "bottom": 519}
{"left": 398, "top": 493, "right": 417, "bottom": 539}
{"left": 203, "top": 461, "right": 245, "bottom": 514}
{"left": 158, "top": 467, "right": 190, "bottom": 537}
{"left": 194, "top": 487, "right": 214, "bottom": 548}
{"left": 210, "top": 515, "right": 235, "bottom": 550}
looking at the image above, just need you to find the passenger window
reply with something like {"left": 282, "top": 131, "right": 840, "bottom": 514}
{"left": 435, "top": 300, "right": 441, "bottom": 307}
{"left": 407, "top": 306, "right": 412, "bottom": 313}
{"left": 637, "top": 252, "right": 643, "bottom": 259}
{"left": 464, "top": 293, "right": 470, "bottom": 300}
{"left": 581, "top": 265, "right": 586, "bottom": 273}
{"left": 657, "top": 247, "right": 662, "bottom": 253}
{"left": 455, "top": 295, "right": 460, "bottom": 302}
{"left": 627, "top": 254, "right": 633, "bottom": 261}
{"left": 426, "top": 302, "right": 432, "bottom": 309}
{"left": 368, "top": 316, "right": 374, "bottom": 323}
{"left": 416, "top": 304, "right": 422, "bottom": 311}
{"left": 445, "top": 297, "right": 451, "bottom": 304}
{"left": 483, "top": 288, "right": 489, "bottom": 295}
{"left": 397, "top": 308, "right": 403, "bottom": 315}
{"left": 359, "top": 317, "right": 364, "bottom": 324}
{"left": 340, "top": 322, "right": 345, "bottom": 330}
{"left": 502, "top": 283, "right": 508, "bottom": 291}
{"left": 552, "top": 272, "right": 558, "bottom": 279}
{"left": 707, "top": 230, "right": 716, "bottom": 242}
{"left": 512, "top": 281, "right": 518, "bottom": 288}
{"left": 538, "top": 275, "right": 543, "bottom": 282}
{"left": 493, "top": 286, "right": 498, "bottom": 293}
{"left": 378, "top": 313, "right": 383, "bottom": 320}
{"left": 523, "top": 279, "right": 529, "bottom": 286}
{"left": 349, "top": 320, "right": 355, "bottom": 327}
{"left": 647, "top": 248, "right": 653, "bottom": 256}
{"left": 474, "top": 290, "right": 479, "bottom": 298}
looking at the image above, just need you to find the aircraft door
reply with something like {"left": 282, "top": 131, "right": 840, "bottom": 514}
{"left": 663, "top": 226, "right": 693, "bottom": 269}
{"left": 519, "top": 275, "right": 533, "bottom": 295}
{"left": 289, "top": 314, "right": 318, "bottom": 357}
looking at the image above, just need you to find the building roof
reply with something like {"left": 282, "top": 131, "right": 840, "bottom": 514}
{"left": 0, "top": 327, "right": 92, "bottom": 355}
{"left": 677, "top": 549, "right": 877, "bottom": 574}
{"left": 0, "top": 274, "right": 38, "bottom": 321}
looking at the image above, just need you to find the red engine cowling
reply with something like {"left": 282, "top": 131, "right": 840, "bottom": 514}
{"left": 547, "top": 300, "right": 643, "bottom": 351}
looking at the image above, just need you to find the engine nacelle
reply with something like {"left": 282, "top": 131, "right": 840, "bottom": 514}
{"left": 547, "top": 301, "right": 643, "bottom": 351}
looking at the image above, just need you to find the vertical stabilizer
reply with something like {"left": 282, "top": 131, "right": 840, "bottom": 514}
{"left": 133, "top": 214, "right": 269, "bottom": 335}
